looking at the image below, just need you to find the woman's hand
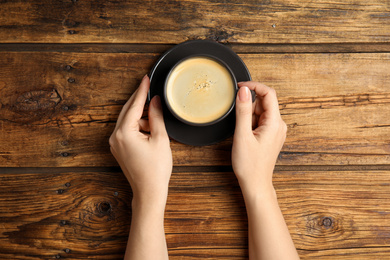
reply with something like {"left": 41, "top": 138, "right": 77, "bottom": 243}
{"left": 232, "top": 81, "right": 287, "bottom": 199}
{"left": 109, "top": 75, "right": 172, "bottom": 205}
{"left": 110, "top": 75, "right": 172, "bottom": 260}
{"left": 232, "top": 81, "right": 299, "bottom": 260}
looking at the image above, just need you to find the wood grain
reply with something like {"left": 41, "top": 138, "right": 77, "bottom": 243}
{"left": 1, "top": 43, "right": 390, "bottom": 54}
{"left": 0, "top": 170, "right": 131, "bottom": 259}
{"left": 0, "top": 0, "right": 389, "bottom": 44}
{"left": 1, "top": 1, "right": 389, "bottom": 259}
{"left": 1, "top": 52, "right": 389, "bottom": 167}
{"left": 0, "top": 169, "right": 389, "bottom": 259}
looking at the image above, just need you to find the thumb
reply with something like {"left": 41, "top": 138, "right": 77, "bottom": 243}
{"left": 235, "top": 86, "right": 253, "bottom": 135}
{"left": 149, "top": 95, "right": 168, "bottom": 139}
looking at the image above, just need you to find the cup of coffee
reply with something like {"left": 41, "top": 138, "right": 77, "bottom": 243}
{"left": 164, "top": 55, "right": 237, "bottom": 126}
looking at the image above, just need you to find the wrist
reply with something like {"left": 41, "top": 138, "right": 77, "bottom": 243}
{"left": 242, "top": 187, "right": 279, "bottom": 220}
{"left": 132, "top": 190, "right": 168, "bottom": 212}
{"left": 240, "top": 184, "right": 277, "bottom": 204}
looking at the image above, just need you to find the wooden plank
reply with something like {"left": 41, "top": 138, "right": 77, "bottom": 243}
{"left": 0, "top": 0, "right": 389, "bottom": 44}
{"left": 252, "top": 53, "right": 390, "bottom": 166}
{"left": 1, "top": 43, "right": 390, "bottom": 54}
{"left": 0, "top": 169, "right": 389, "bottom": 259}
{"left": 0, "top": 52, "right": 389, "bottom": 166}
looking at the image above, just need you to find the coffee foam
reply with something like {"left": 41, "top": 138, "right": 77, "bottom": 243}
{"left": 166, "top": 57, "right": 235, "bottom": 124}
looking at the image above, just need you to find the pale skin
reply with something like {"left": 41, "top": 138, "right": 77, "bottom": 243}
{"left": 109, "top": 75, "right": 300, "bottom": 259}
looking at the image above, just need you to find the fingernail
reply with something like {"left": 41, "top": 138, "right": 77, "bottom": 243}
{"left": 143, "top": 74, "right": 148, "bottom": 80}
{"left": 238, "top": 86, "right": 250, "bottom": 102}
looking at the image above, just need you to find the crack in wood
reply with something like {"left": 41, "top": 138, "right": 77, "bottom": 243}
{"left": 357, "top": 124, "right": 390, "bottom": 129}
{"left": 279, "top": 93, "right": 390, "bottom": 110}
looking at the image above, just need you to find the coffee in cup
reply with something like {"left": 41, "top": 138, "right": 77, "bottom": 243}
{"left": 165, "top": 55, "right": 237, "bottom": 126}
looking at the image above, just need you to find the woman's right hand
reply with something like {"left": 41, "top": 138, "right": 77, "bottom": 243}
{"left": 232, "top": 81, "right": 287, "bottom": 199}
{"left": 232, "top": 82, "right": 299, "bottom": 260}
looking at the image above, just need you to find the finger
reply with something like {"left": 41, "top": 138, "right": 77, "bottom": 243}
{"left": 114, "top": 76, "right": 148, "bottom": 131}
{"left": 138, "top": 118, "right": 150, "bottom": 133}
{"left": 121, "top": 75, "right": 150, "bottom": 129}
{"left": 238, "top": 81, "right": 280, "bottom": 118}
{"left": 114, "top": 75, "right": 148, "bottom": 131}
{"left": 148, "top": 95, "right": 168, "bottom": 139}
{"left": 142, "top": 106, "right": 149, "bottom": 118}
{"left": 115, "top": 88, "right": 139, "bottom": 129}
{"left": 109, "top": 145, "right": 117, "bottom": 157}
{"left": 254, "top": 96, "right": 264, "bottom": 116}
{"left": 235, "top": 86, "right": 253, "bottom": 135}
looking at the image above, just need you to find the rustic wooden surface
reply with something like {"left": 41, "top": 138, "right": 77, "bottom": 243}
{"left": 1, "top": 168, "right": 390, "bottom": 259}
{"left": 0, "top": 0, "right": 389, "bottom": 259}
{"left": 1, "top": 52, "right": 389, "bottom": 167}
{"left": 0, "top": 0, "right": 389, "bottom": 44}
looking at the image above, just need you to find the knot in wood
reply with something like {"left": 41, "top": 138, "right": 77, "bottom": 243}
{"left": 68, "top": 30, "right": 76, "bottom": 35}
{"left": 14, "top": 89, "right": 61, "bottom": 112}
{"left": 322, "top": 217, "right": 333, "bottom": 228}
{"left": 305, "top": 213, "right": 346, "bottom": 238}
{"left": 64, "top": 248, "right": 71, "bottom": 253}
{"left": 67, "top": 78, "right": 75, "bottom": 83}
{"left": 98, "top": 202, "right": 112, "bottom": 215}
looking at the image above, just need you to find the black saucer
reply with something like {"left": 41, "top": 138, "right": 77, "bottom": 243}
{"left": 148, "top": 40, "right": 251, "bottom": 146}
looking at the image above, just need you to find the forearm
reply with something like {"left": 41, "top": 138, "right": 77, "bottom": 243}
{"left": 243, "top": 187, "right": 299, "bottom": 260}
{"left": 124, "top": 197, "right": 169, "bottom": 260}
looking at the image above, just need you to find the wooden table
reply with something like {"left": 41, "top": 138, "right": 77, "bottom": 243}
{"left": 1, "top": 1, "right": 389, "bottom": 259}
